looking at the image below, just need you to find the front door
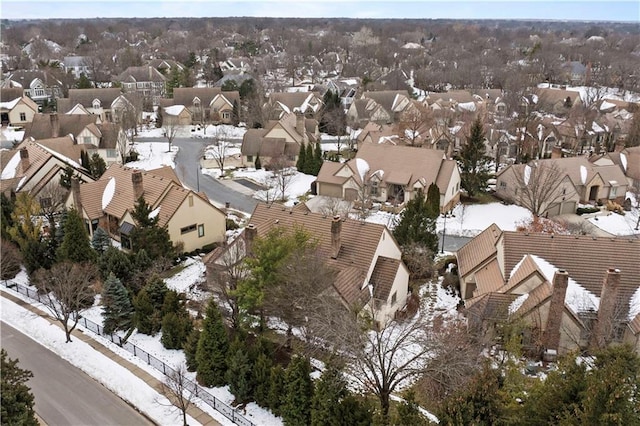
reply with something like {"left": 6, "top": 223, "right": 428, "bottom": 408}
{"left": 589, "top": 186, "right": 599, "bottom": 202}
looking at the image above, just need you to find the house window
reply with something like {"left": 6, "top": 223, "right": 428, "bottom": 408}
{"left": 391, "top": 291, "right": 397, "bottom": 305}
{"left": 499, "top": 181, "right": 507, "bottom": 189}
{"left": 83, "top": 136, "right": 91, "bottom": 144}
{"left": 34, "top": 88, "right": 45, "bottom": 97}
{"left": 181, "top": 224, "right": 197, "bottom": 234}
{"left": 198, "top": 224, "right": 205, "bottom": 237}
{"left": 370, "top": 180, "right": 379, "bottom": 196}
{"left": 19, "top": 112, "right": 26, "bottom": 121}
{"left": 222, "top": 111, "right": 231, "bottom": 120}
{"left": 610, "top": 187, "right": 617, "bottom": 198}
{"left": 189, "top": 195, "right": 194, "bottom": 207}
{"left": 247, "top": 155, "right": 253, "bottom": 163}
{"left": 93, "top": 100, "right": 100, "bottom": 109}
{"left": 107, "top": 149, "right": 117, "bottom": 158}
{"left": 40, "top": 197, "right": 52, "bottom": 208}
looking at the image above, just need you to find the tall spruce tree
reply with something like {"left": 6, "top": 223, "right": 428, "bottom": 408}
{"left": 80, "top": 150, "right": 90, "bottom": 170}
{"left": 296, "top": 144, "right": 307, "bottom": 172}
{"left": 457, "top": 117, "right": 491, "bottom": 197}
{"left": 282, "top": 355, "right": 314, "bottom": 426}
{"left": 102, "top": 273, "right": 134, "bottom": 335}
{"left": 58, "top": 208, "right": 96, "bottom": 263}
{"left": 98, "top": 245, "right": 133, "bottom": 282}
{"left": 89, "top": 153, "right": 107, "bottom": 179}
{"left": 425, "top": 182, "right": 441, "bottom": 218}
{"left": 252, "top": 352, "right": 273, "bottom": 408}
{"left": 59, "top": 165, "right": 74, "bottom": 189}
{"left": 183, "top": 328, "right": 201, "bottom": 372}
{"left": 225, "top": 337, "right": 253, "bottom": 403}
{"left": 393, "top": 189, "right": 439, "bottom": 253}
{"left": 267, "top": 365, "right": 286, "bottom": 416}
{"left": 311, "top": 142, "right": 323, "bottom": 176}
{"left": 130, "top": 195, "right": 173, "bottom": 260}
{"left": 91, "top": 227, "right": 111, "bottom": 255}
{"left": 196, "top": 300, "right": 229, "bottom": 387}
{"left": 160, "top": 290, "right": 192, "bottom": 349}
{"left": 1, "top": 349, "right": 38, "bottom": 426}
{"left": 311, "top": 362, "right": 348, "bottom": 426}
{"left": 133, "top": 288, "right": 157, "bottom": 335}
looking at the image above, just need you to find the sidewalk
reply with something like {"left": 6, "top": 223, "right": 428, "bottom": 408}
{"left": 1, "top": 291, "right": 221, "bottom": 426}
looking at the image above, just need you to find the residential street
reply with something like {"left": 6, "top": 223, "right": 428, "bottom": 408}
{"left": 1, "top": 322, "right": 154, "bottom": 426}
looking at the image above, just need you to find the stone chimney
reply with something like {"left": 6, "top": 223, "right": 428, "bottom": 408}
{"left": 591, "top": 268, "right": 622, "bottom": 350}
{"left": 295, "top": 111, "right": 305, "bottom": 136}
{"left": 18, "top": 148, "right": 30, "bottom": 174}
{"left": 330, "top": 215, "right": 342, "bottom": 259}
{"left": 132, "top": 170, "right": 144, "bottom": 200}
{"left": 71, "top": 177, "right": 82, "bottom": 214}
{"left": 542, "top": 269, "right": 569, "bottom": 353}
{"left": 550, "top": 146, "right": 563, "bottom": 159}
{"left": 614, "top": 139, "right": 626, "bottom": 153}
{"left": 50, "top": 113, "right": 60, "bottom": 138}
{"left": 244, "top": 224, "right": 257, "bottom": 256}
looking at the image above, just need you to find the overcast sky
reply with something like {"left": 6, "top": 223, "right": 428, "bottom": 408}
{"left": 2, "top": 1, "right": 638, "bottom": 21}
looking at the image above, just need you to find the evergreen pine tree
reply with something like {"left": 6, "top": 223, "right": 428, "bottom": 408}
{"left": 161, "top": 312, "right": 192, "bottom": 349}
{"left": 58, "top": 208, "right": 96, "bottom": 263}
{"left": 91, "top": 227, "right": 111, "bottom": 255}
{"left": 252, "top": 352, "right": 273, "bottom": 408}
{"left": 267, "top": 364, "right": 286, "bottom": 415}
{"left": 425, "top": 182, "right": 441, "bottom": 219}
{"left": 1, "top": 349, "right": 38, "bottom": 426}
{"left": 59, "top": 165, "right": 74, "bottom": 189}
{"left": 232, "top": 100, "right": 240, "bottom": 125}
{"left": 311, "top": 142, "right": 323, "bottom": 176}
{"left": 305, "top": 142, "right": 314, "bottom": 174}
{"left": 155, "top": 106, "right": 163, "bottom": 128}
{"left": 145, "top": 275, "right": 169, "bottom": 308}
{"left": 130, "top": 196, "right": 173, "bottom": 260}
{"left": 80, "top": 150, "right": 90, "bottom": 170}
{"left": 98, "top": 245, "right": 133, "bottom": 282}
{"left": 339, "top": 395, "right": 374, "bottom": 426}
{"left": 196, "top": 300, "right": 229, "bottom": 387}
{"left": 457, "top": 116, "right": 491, "bottom": 197}
{"left": 254, "top": 154, "right": 262, "bottom": 170}
{"left": 311, "top": 362, "right": 348, "bottom": 426}
{"left": 296, "top": 144, "right": 307, "bottom": 172}
{"left": 161, "top": 290, "right": 182, "bottom": 316}
{"left": 133, "top": 248, "right": 152, "bottom": 271}
{"left": 102, "top": 273, "right": 134, "bottom": 335}
{"left": 89, "top": 153, "right": 107, "bottom": 179}
{"left": 133, "top": 288, "right": 157, "bottom": 335}
{"left": 282, "top": 355, "right": 314, "bottom": 426}
{"left": 76, "top": 73, "right": 93, "bottom": 89}
{"left": 225, "top": 337, "right": 253, "bottom": 403}
{"left": 393, "top": 189, "right": 439, "bottom": 253}
{"left": 183, "top": 328, "right": 201, "bottom": 372}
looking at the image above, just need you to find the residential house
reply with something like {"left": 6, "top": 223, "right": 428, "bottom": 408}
{"left": 62, "top": 56, "right": 91, "bottom": 79}
{"left": 56, "top": 88, "right": 128, "bottom": 122}
{"left": 619, "top": 147, "right": 640, "bottom": 189}
{"left": 1, "top": 138, "right": 94, "bottom": 197}
{"left": 148, "top": 59, "right": 185, "bottom": 74}
{"left": 536, "top": 87, "right": 582, "bottom": 116}
{"left": 561, "top": 61, "right": 589, "bottom": 85}
{"left": 241, "top": 112, "right": 319, "bottom": 168}
{"left": 65, "top": 164, "right": 226, "bottom": 253}
{"left": 496, "top": 157, "right": 628, "bottom": 213}
{"left": 347, "top": 90, "right": 414, "bottom": 128}
{"left": 161, "top": 105, "right": 193, "bottom": 126}
{"left": 220, "top": 57, "right": 252, "bottom": 74}
{"left": 116, "top": 66, "right": 167, "bottom": 104}
{"left": 325, "top": 77, "right": 360, "bottom": 109}
{"left": 171, "top": 87, "right": 240, "bottom": 125}
{"left": 264, "top": 91, "right": 324, "bottom": 120}
{"left": 0, "top": 94, "right": 39, "bottom": 127}
{"left": 205, "top": 203, "right": 410, "bottom": 324}
{"left": 2, "top": 70, "right": 64, "bottom": 109}
{"left": 316, "top": 143, "right": 461, "bottom": 212}
{"left": 23, "top": 113, "right": 129, "bottom": 165}
{"left": 457, "top": 226, "right": 640, "bottom": 355}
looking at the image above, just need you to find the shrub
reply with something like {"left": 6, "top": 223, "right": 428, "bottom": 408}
{"left": 576, "top": 206, "right": 600, "bottom": 215}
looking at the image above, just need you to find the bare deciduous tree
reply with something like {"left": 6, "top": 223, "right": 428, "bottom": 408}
{"left": 163, "top": 116, "right": 179, "bottom": 153}
{"left": 208, "top": 239, "right": 247, "bottom": 330}
{"left": 159, "top": 363, "right": 197, "bottom": 426}
{"left": 398, "top": 103, "right": 432, "bottom": 147}
{"left": 208, "top": 127, "right": 231, "bottom": 176}
{"left": 38, "top": 181, "right": 68, "bottom": 234}
{"left": 319, "top": 196, "right": 352, "bottom": 219}
{"left": 32, "top": 262, "right": 97, "bottom": 343}
{"left": 510, "top": 161, "right": 573, "bottom": 217}
{"left": 269, "top": 155, "right": 294, "bottom": 202}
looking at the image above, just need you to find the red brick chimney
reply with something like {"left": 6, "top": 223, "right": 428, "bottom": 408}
{"left": 590, "top": 268, "right": 622, "bottom": 350}
{"left": 132, "top": 170, "right": 144, "bottom": 200}
{"left": 71, "top": 177, "right": 82, "bottom": 214}
{"left": 330, "top": 215, "right": 342, "bottom": 259}
{"left": 50, "top": 113, "right": 60, "bottom": 138}
{"left": 18, "top": 148, "right": 30, "bottom": 174}
{"left": 543, "top": 269, "right": 569, "bottom": 354}
{"left": 244, "top": 223, "right": 257, "bottom": 256}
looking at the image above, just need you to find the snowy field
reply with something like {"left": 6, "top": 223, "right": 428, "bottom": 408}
{"left": 588, "top": 209, "right": 640, "bottom": 236}
{"left": 136, "top": 123, "right": 247, "bottom": 140}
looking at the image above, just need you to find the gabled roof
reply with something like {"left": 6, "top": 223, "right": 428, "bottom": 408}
{"left": 66, "top": 88, "right": 122, "bottom": 109}
{"left": 456, "top": 223, "right": 502, "bottom": 277}
{"left": 623, "top": 147, "right": 640, "bottom": 180}
{"left": 363, "top": 90, "right": 411, "bottom": 114}
{"left": 117, "top": 66, "right": 167, "bottom": 83}
{"left": 268, "top": 92, "right": 322, "bottom": 113}
{"left": 23, "top": 113, "right": 100, "bottom": 140}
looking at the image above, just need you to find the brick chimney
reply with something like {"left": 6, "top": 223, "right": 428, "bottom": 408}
{"left": 542, "top": 269, "right": 569, "bottom": 353}
{"left": 71, "top": 177, "right": 82, "bottom": 214}
{"left": 132, "top": 170, "right": 144, "bottom": 200}
{"left": 590, "top": 268, "right": 622, "bottom": 350}
{"left": 550, "top": 146, "right": 562, "bottom": 159}
{"left": 244, "top": 223, "right": 257, "bottom": 256}
{"left": 614, "top": 139, "right": 626, "bottom": 153}
{"left": 18, "top": 148, "right": 30, "bottom": 174}
{"left": 295, "top": 111, "right": 305, "bottom": 136}
{"left": 330, "top": 215, "right": 342, "bottom": 259}
{"left": 50, "top": 113, "right": 60, "bottom": 138}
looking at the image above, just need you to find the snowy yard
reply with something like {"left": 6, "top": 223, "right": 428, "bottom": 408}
{"left": 127, "top": 141, "right": 178, "bottom": 170}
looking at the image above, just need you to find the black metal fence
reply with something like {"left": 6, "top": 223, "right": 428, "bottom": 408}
{"left": 2, "top": 279, "right": 254, "bottom": 426}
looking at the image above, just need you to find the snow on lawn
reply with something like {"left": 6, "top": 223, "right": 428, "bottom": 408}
{"left": 127, "top": 141, "right": 178, "bottom": 170}
{"left": 0, "top": 125, "right": 25, "bottom": 144}
{"left": 0, "top": 294, "right": 201, "bottom": 426}
{"left": 165, "top": 256, "right": 207, "bottom": 295}
{"left": 232, "top": 168, "right": 316, "bottom": 206}
{"left": 588, "top": 210, "right": 640, "bottom": 236}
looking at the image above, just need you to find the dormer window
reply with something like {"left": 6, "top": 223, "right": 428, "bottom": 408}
{"left": 193, "top": 97, "right": 201, "bottom": 108}
{"left": 92, "top": 99, "right": 101, "bottom": 109}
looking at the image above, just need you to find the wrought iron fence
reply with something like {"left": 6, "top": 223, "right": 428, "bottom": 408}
{"left": 1, "top": 279, "right": 254, "bottom": 426}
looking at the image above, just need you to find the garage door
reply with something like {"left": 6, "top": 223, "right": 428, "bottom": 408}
{"left": 561, "top": 201, "right": 576, "bottom": 214}
{"left": 547, "top": 203, "right": 561, "bottom": 216}
{"left": 345, "top": 188, "right": 359, "bottom": 201}
{"left": 318, "top": 183, "right": 343, "bottom": 198}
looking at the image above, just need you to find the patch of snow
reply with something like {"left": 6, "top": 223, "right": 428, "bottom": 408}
{"left": 580, "top": 165, "right": 587, "bottom": 185}
{"left": 355, "top": 158, "right": 370, "bottom": 182}
{"left": 164, "top": 105, "right": 186, "bottom": 116}
{"left": 101, "top": 177, "right": 116, "bottom": 210}
{"left": 509, "top": 293, "right": 529, "bottom": 314}
{"left": 524, "top": 164, "right": 531, "bottom": 185}
{"left": 458, "top": 101, "right": 477, "bottom": 111}
{"left": 37, "top": 143, "right": 82, "bottom": 169}
{"left": 588, "top": 209, "right": 640, "bottom": 236}
{"left": 401, "top": 42, "right": 423, "bottom": 49}
{"left": 149, "top": 206, "right": 161, "bottom": 219}
{"left": 600, "top": 100, "right": 616, "bottom": 111}
{"left": 629, "top": 287, "right": 640, "bottom": 321}
{"left": 620, "top": 153, "right": 627, "bottom": 171}
{"left": 15, "top": 175, "right": 27, "bottom": 191}
{"left": 0, "top": 98, "right": 21, "bottom": 110}
{"left": 1, "top": 151, "right": 21, "bottom": 179}
{"left": 127, "top": 142, "right": 177, "bottom": 170}
{"left": 164, "top": 257, "right": 206, "bottom": 295}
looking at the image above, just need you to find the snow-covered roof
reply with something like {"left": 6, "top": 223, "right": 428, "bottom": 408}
{"left": 164, "top": 105, "right": 186, "bottom": 116}
{"left": 580, "top": 165, "right": 587, "bottom": 185}
{"left": 101, "top": 177, "right": 116, "bottom": 210}
{"left": 509, "top": 293, "right": 529, "bottom": 314}
{"left": 355, "top": 158, "right": 370, "bottom": 182}
{"left": 600, "top": 100, "right": 616, "bottom": 111}
{"left": 629, "top": 287, "right": 640, "bottom": 321}
{"left": 0, "top": 98, "right": 21, "bottom": 110}
{"left": 457, "top": 101, "right": 477, "bottom": 111}
{"left": 620, "top": 153, "right": 628, "bottom": 172}
{"left": 1, "top": 151, "right": 21, "bottom": 180}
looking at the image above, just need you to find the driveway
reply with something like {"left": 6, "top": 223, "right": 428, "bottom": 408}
{"left": 555, "top": 213, "right": 615, "bottom": 237}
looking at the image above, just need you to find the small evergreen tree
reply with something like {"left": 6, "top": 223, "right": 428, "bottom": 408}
{"left": 252, "top": 352, "right": 273, "bottom": 407}
{"left": 311, "top": 142, "right": 323, "bottom": 176}
{"left": 254, "top": 154, "right": 262, "bottom": 170}
{"left": 161, "top": 312, "right": 192, "bottom": 349}
{"left": 267, "top": 364, "right": 286, "bottom": 415}
{"left": 58, "top": 208, "right": 96, "bottom": 263}
{"left": 98, "top": 245, "right": 133, "bottom": 282}
{"left": 425, "top": 182, "right": 441, "bottom": 219}
{"left": 457, "top": 117, "right": 491, "bottom": 197}
{"left": 80, "top": 150, "right": 90, "bottom": 170}
{"left": 296, "top": 144, "right": 307, "bottom": 172}
{"left": 1, "top": 349, "right": 38, "bottom": 426}
{"left": 225, "top": 337, "right": 253, "bottom": 403}
{"left": 232, "top": 99, "right": 240, "bottom": 125}
{"left": 133, "top": 288, "right": 157, "bottom": 335}
{"left": 393, "top": 189, "right": 438, "bottom": 253}
{"left": 282, "top": 355, "right": 314, "bottom": 426}
{"left": 133, "top": 248, "right": 152, "bottom": 271}
{"left": 59, "top": 165, "right": 74, "bottom": 189}
{"left": 305, "top": 142, "right": 314, "bottom": 174}
{"left": 130, "top": 195, "right": 173, "bottom": 260}
{"left": 155, "top": 106, "right": 163, "bottom": 128}
{"left": 102, "top": 273, "right": 134, "bottom": 335}
{"left": 311, "top": 362, "right": 348, "bottom": 426}
{"left": 89, "top": 153, "right": 107, "bottom": 179}
{"left": 393, "top": 390, "right": 428, "bottom": 426}
{"left": 183, "top": 328, "right": 201, "bottom": 372}
{"left": 91, "top": 227, "right": 111, "bottom": 255}
{"left": 196, "top": 300, "right": 229, "bottom": 387}
{"left": 76, "top": 73, "right": 93, "bottom": 89}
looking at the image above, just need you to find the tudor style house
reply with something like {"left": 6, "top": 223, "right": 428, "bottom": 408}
{"left": 116, "top": 66, "right": 167, "bottom": 104}
{"left": 65, "top": 164, "right": 226, "bottom": 253}
{"left": 171, "top": 87, "right": 240, "bottom": 125}
{"left": 496, "top": 157, "right": 628, "bottom": 215}
{"left": 205, "top": 203, "right": 410, "bottom": 325}
{"left": 56, "top": 88, "right": 140, "bottom": 124}
{"left": 241, "top": 112, "right": 320, "bottom": 168}
{"left": 456, "top": 225, "right": 640, "bottom": 356}
{"left": 347, "top": 90, "right": 415, "bottom": 128}
{"left": 2, "top": 70, "right": 64, "bottom": 109}
{"left": 316, "top": 143, "right": 461, "bottom": 212}
{"left": 0, "top": 93, "right": 39, "bottom": 127}
{"left": 264, "top": 91, "right": 324, "bottom": 120}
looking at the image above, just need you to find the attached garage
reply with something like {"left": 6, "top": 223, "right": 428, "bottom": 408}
{"left": 345, "top": 188, "right": 359, "bottom": 201}
{"left": 560, "top": 201, "right": 576, "bottom": 214}
{"left": 318, "top": 182, "right": 343, "bottom": 198}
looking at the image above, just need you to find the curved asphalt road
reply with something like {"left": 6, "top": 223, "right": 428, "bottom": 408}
{"left": 1, "top": 322, "right": 154, "bottom": 426}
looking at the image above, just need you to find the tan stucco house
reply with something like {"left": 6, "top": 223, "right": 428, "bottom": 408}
{"left": 0, "top": 95, "right": 39, "bottom": 127}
